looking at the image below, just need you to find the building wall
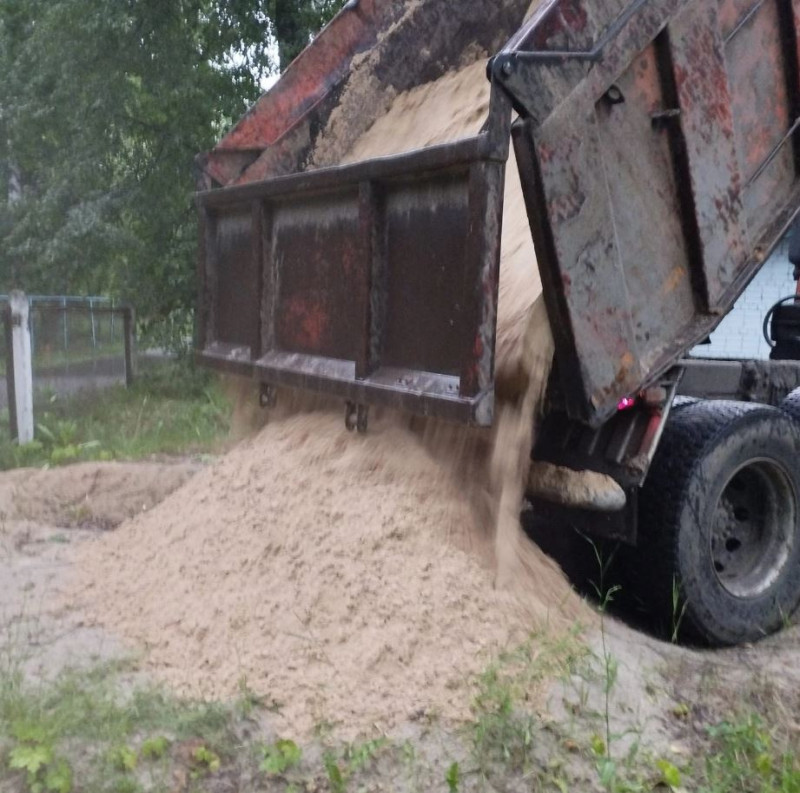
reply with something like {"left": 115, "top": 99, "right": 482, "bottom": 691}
{"left": 692, "top": 237, "right": 795, "bottom": 360}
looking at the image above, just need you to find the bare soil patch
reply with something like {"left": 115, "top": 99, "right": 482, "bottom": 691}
{"left": 0, "top": 462, "right": 197, "bottom": 684}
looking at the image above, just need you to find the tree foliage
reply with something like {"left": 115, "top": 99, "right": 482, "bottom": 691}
{"left": 0, "top": 0, "right": 342, "bottom": 347}
{"left": 270, "top": 0, "right": 344, "bottom": 67}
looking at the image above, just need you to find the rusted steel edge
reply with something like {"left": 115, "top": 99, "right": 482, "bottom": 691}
{"left": 216, "top": 1, "right": 384, "bottom": 151}
{"left": 499, "top": 0, "right": 648, "bottom": 63}
{"left": 196, "top": 135, "right": 503, "bottom": 209}
{"left": 195, "top": 350, "right": 494, "bottom": 426}
{"left": 200, "top": 0, "right": 391, "bottom": 186}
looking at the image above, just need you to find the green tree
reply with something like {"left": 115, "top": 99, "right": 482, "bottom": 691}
{"left": 0, "top": 0, "right": 342, "bottom": 348}
{"left": 270, "top": 0, "right": 344, "bottom": 67}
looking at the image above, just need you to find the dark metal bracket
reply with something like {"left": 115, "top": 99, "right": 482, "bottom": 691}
{"left": 488, "top": 0, "right": 648, "bottom": 122}
{"left": 345, "top": 401, "right": 369, "bottom": 433}
{"left": 259, "top": 383, "right": 277, "bottom": 408}
{"left": 491, "top": 0, "right": 647, "bottom": 75}
{"left": 650, "top": 108, "right": 681, "bottom": 131}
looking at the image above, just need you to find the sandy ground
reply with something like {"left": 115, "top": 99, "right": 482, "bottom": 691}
{"left": 0, "top": 462, "right": 198, "bottom": 681}
{"left": 2, "top": 459, "right": 799, "bottom": 774}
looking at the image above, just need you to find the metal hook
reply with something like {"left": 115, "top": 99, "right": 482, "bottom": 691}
{"left": 345, "top": 401, "right": 369, "bottom": 433}
{"left": 259, "top": 384, "right": 277, "bottom": 409}
{"left": 603, "top": 85, "right": 625, "bottom": 106}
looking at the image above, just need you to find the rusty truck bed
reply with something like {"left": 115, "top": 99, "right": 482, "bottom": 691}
{"left": 196, "top": 0, "right": 800, "bottom": 428}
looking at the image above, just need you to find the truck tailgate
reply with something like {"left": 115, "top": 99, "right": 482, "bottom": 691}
{"left": 197, "top": 131, "right": 509, "bottom": 425}
{"left": 494, "top": 0, "right": 800, "bottom": 424}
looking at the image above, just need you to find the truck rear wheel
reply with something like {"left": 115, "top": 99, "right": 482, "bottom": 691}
{"left": 634, "top": 400, "right": 800, "bottom": 645}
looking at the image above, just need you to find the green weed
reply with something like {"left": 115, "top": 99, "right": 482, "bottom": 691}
{"left": 445, "top": 760, "right": 460, "bottom": 792}
{"left": 107, "top": 744, "right": 137, "bottom": 772}
{"left": 470, "top": 629, "right": 587, "bottom": 779}
{"left": 260, "top": 738, "right": 302, "bottom": 776}
{"left": 342, "top": 737, "right": 387, "bottom": 774}
{"left": 139, "top": 736, "right": 169, "bottom": 761}
{"left": 587, "top": 541, "right": 653, "bottom": 793}
{"left": 471, "top": 661, "right": 535, "bottom": 771}
{"left": 670, "top": 577, "right": 688, "bottom": 644}
{"left": 7, "top": 724, "right": 73, "bottom": 793}
{"left": 318, "top": 738, "right": 389, "bottom": 792}
{"left": 191, "top": 744, "right": 221, "bottom": 774}
{"left": 700, "top": 714, "right": 800, "bottom": 793}
{"left": 656, "top": 758, "right": 682, "bottom": 788}
{"left": 323, "top": 751, "right": 346, "bottom": 793}
{"left": 0, "top": 661, "right": 237, "bottom": 793}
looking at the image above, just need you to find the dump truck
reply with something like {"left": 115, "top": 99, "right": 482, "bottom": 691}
{"left": 194, "top": 0, "right": 800, "bottom": 646}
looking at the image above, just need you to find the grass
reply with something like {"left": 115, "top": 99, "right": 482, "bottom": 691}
{"left": 456, "top": 541, "right": 800, "bottom": 793}
{"left": 0, "top": 345, "right": 127, "bottom": 378}
{"left": 0, "top": 660, "right": 240, "bottom": 793}
{"left": 700, "top": 714, "right": 800, "bottom": 793}
{"left": 0, "top": 359, "right": 231, "bottom": 470}
{"left": 31, "top": 343, "right": 126, "bottom": 374}
{"left": 1, "top": 633, "right": 797, "bottom": 793}
{"left": 463, "top": 625, "right": 800, "bottom": 793}
{"left": 465, "top": 626, "right": 656, "bottom": 793}
{"left": 0, "top": 656, "right": 403, "bottom": 793}
{"left": 469, "top": 628, "right": 588, "bottom": 779}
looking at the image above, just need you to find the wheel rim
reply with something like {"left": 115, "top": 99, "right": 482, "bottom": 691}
{"left": 710, "top": 459, "right": 796, "bottom": 599}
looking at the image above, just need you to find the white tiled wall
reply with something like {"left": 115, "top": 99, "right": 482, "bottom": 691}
{"left": 692, "top": 238, "right": 795, "bottom": 360}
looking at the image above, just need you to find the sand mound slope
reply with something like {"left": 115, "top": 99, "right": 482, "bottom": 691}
{"left": 72, "top": 411, "right": 581, "bottom": 736}
{"left": 4, "top": 462, "right": 197, "bottom": 530}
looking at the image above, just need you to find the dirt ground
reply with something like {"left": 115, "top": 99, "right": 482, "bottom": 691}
{"left": 3, "top": 459, "right": 800, "bottom": 791}
{"left": 0, "top": 462, "right": 199, "bottom": 682}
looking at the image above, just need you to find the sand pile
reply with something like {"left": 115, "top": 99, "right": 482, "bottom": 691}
{"left": 70, "top": 18, "right": 586, "bottom": 737}
{"left": 3, "top": 462, "right": 197, "bottom": 530}
{"left": 340, "top": 59, "right": 491, "bottom": 165}
{"left": 73, "top": 407, "right": 579, "bottom": 735}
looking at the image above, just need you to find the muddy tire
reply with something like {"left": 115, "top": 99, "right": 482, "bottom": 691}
{"left": 671, "top": 395, "right": 701, "bottom": 412}
{"left": 634, "top": 400, "right": 800, "bottom": 645}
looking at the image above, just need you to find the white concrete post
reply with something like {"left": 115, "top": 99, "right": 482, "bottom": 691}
{"left": 9, "top": 291, "right": 34, "bottom": 444}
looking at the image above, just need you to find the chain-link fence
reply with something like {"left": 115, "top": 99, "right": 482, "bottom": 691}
{"left": 0, "top": 295, "right": 134, "bottom": 438}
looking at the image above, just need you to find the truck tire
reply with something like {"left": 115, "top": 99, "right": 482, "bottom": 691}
{"left": 635, "top": 400, "right": 800, "bottom": 645}
{"left": 670, "top": 395, "right": 701, "bottom": 414}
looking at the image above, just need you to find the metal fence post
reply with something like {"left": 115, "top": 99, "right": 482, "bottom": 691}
{"left": 29, "top": 302, "right": 35, "bottom": 358}
{"left": 90, "top": 297, "right": 96, "bottom": 350}
{"left": 123, "top": 307, "right": 136, "bottom": 387}
{"left": 6, "top": 291, "right": 34, "bottom": 444}
{"left": 4, "top": 302, "right": 16, "bottom": 440}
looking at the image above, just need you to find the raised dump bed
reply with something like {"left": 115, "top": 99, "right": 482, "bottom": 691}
{"left": 197, "top": 0, "right": 800, "bottom": 647}
{"left": 196, "top": 0, "right": 800, "bottom": 429}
